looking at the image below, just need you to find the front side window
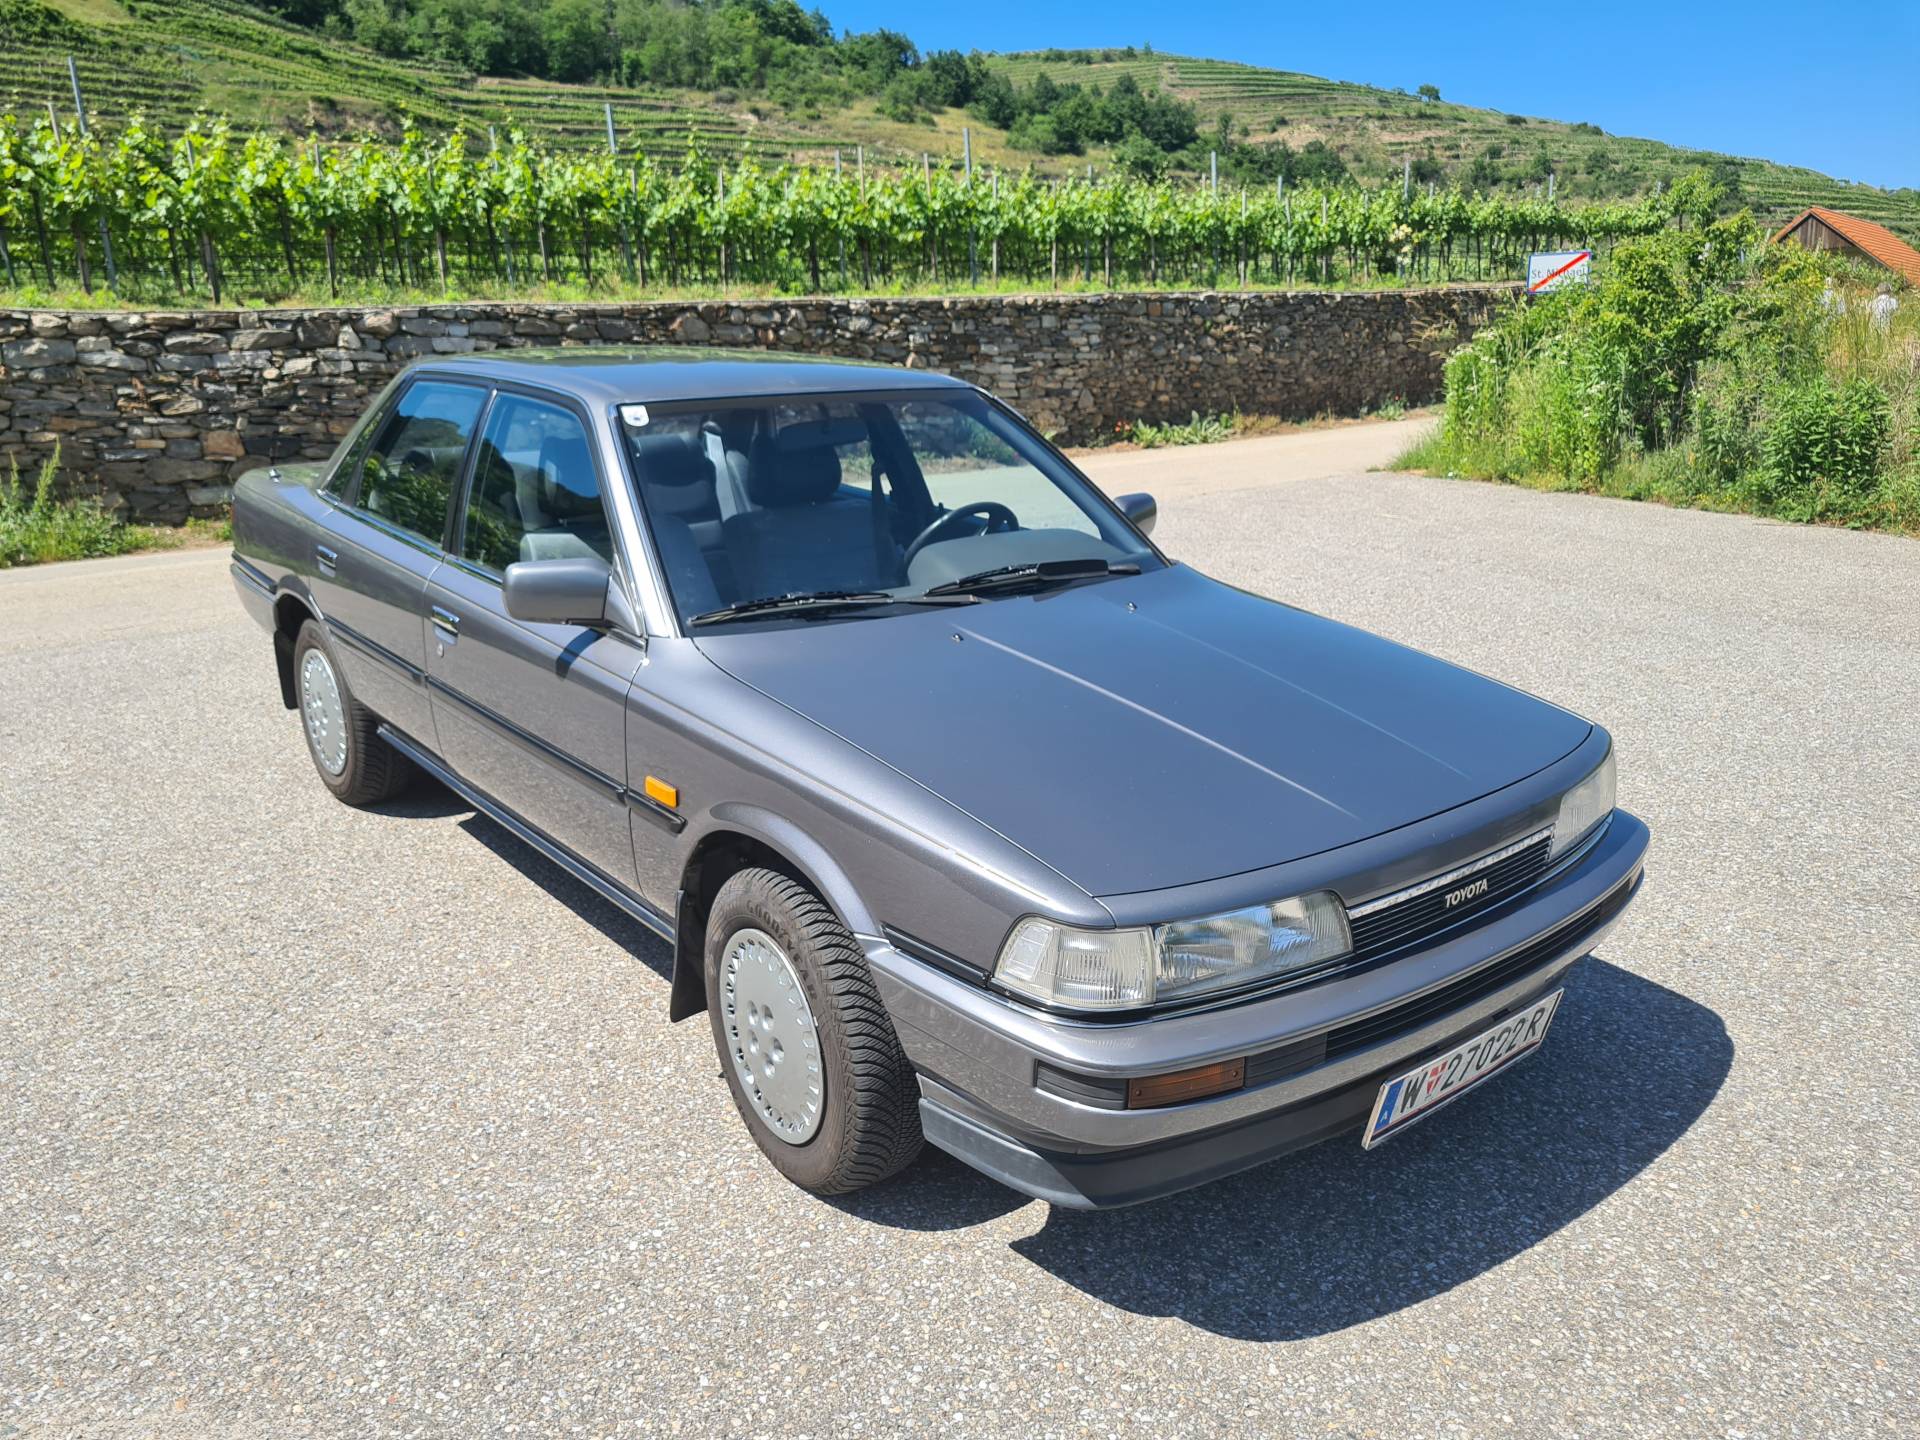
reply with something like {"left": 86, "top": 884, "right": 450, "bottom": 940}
{"left": 351, "top": 379, "right": 488, "bottom": 545}
{"left": 461, "top": 393, "right": 612, "bottom": 572}
{"left": 620, "top": 389, "right": 1155, "bottom": 624}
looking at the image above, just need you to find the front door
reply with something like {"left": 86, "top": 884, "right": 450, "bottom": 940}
{"left": 423, "top": 389, "right": 644, "bottom": 886}
{"left": 315, "top": 377, "right": 491, "bottom": 746}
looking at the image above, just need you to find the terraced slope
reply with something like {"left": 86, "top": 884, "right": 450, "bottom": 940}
{"left": 0, "top": 0, "right": 857, "bottom": 160}
{"left": 989, "top": 51, "right": 1919, "bottom": 240}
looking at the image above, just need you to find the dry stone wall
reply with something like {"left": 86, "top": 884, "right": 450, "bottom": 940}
{"left": 0, "top": 287, "right": 1510, "bottom": 522}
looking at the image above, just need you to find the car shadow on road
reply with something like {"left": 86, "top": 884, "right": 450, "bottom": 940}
{"left": 852, "top": 956, "right": 1731, "bottom": 1341}
{"left": 454, "top": 811, "right": 677, "bottom": 985}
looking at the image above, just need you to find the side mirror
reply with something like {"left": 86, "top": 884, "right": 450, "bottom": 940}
{"left": 503, "top": 556, "right": 614, "bottom": 627}
{"left": 1116, "top": 491, "right": 1157, "bottom": 536}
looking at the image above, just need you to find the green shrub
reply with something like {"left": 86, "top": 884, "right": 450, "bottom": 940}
{"left": 1752, "top": 377, "right": 1891, "bottom": 519}
{"left": 1687, "top": 359, "right": 1768, "bottom": 490}
{"left": 0, "top": 454, "right": 148, "bottom": 568}
{"left": 1129, "top": 411, "right": 1238, "bottom": 448}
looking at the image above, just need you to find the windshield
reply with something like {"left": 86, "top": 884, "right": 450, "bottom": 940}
{"left": 619, "top": 389, "right": 1157, "bottom": 624}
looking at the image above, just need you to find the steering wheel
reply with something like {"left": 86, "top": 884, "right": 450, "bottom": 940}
{"left": 903, "top": 501, "right": 1019, "bottom": 568}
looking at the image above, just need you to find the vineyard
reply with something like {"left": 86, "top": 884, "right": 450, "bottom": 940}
{"left": 1, "top": 0, "right": 1913, "bottom": 251}
{"left": 0, "top": 112, "right": 1723, "bottom": 305}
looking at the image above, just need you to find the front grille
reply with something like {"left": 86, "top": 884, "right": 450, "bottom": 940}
{"left": 1346, "top": 832, "right": 1554, "bottom": 963}
{"left": 1324, "top": 869, "right": 1636, "bottom": 1060}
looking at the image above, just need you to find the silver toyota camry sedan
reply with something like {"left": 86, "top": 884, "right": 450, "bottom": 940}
{"left": 230, "top": 348, "right": 1647, "bottom": 1208}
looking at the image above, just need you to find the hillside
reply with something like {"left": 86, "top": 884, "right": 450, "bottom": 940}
{"left": 2, "top": 0, "right": 1914, "bottom": 242}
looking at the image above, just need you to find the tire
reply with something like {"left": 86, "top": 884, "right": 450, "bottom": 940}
{"left": 705, "top": 867, "right": 923, "bottom": 1195}
{"left": 292, "top": 619, "right": 410, "bottom": 806}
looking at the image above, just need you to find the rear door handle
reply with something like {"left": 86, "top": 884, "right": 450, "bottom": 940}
{"left": 431, "top": 605, "right": 461, "bottom": 648}
{"left": 315, "top": 543, "right": 338, "bottom": 577}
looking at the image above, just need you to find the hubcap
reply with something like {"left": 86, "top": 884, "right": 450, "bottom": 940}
{"left": 299, "top": 648, "right": 349, "bottom": 777}
{"left": 720, "top": 927, "right": 824, "bottom": 1144}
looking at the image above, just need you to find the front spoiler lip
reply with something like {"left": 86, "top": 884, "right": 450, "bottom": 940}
{"left": 865, "top": 809, "right": 1649, "bottom": 1163}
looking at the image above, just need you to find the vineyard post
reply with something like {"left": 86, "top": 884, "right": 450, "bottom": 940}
{"left": 716, "top": 167, "right": 727, "bottom": 288}
{"left": 1283, "top": 183, "right": 1292, "bottom": 284}
{"left": 535, "top": 151, "right": 552, "bottom": 282}
{"left": 426, "top": 147, "right": 448, "bottom": 292}
{"left": 314, "top": 140, "right": 337, "bottom": 296}
{"left": 1239, "top": 188, "right": 1247, "bottom": 288}
{"left": 1548, "top": 172, "right": 1556, "bottom": 202}
{"left": 990, "top": 169, "right": 999, "bottom": 282}
{"left": 606, "top": 104, "right": 634, "bottom": 284}
{"left": 490, "top": 129, "right": 517, "bottom": 287}
{"left": 858, "top": 147, "right": 870, "bottom": 287}
{"left": 1084, "top": 163, "right": 1093, "bottom": 285}
{"left": 834, "top": 150, "right": 846, "bottom": 286}
{"left": 67, "top": 57, "right": 116, "bottom": 291}
{"left": 1209, "top": 151, "right": 1218, "bottom": 283}
{"left": 923, "top": 153, "right": 935, "bottom": 282}
{"left": 45, "top": 102, "right": 84, "bottom": 292}
{"left": 964, "top": 128, "right": 976, "bottom": 287}
{"left": 31, "top": 175, "right": 54, "bottom": 288}
{"left": 184, "top": 135, "right": 219, "bottom": 305}
{"left": 1403, "top": 156, "right": 1411, "bottom": 201}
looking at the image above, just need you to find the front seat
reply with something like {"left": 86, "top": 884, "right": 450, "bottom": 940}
{"left": 630, "top": 432, "right": 725, "bottom": 617}
{"left": 722, "top": 425, "right": 892, "bottom": 600}
{"left": 518, "top": 432, "right": 613, "bottom": 564}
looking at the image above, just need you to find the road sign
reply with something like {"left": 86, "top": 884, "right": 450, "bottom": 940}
{"left": 1527, "top": 249, "right": 1592, "bottom": 294}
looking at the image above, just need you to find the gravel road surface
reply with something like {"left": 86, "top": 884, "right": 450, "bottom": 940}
{"left": 3, "top": 422, "right": 1916, "bottom": 1438}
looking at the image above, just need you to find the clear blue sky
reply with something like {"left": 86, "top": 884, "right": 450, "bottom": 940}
{"left": 822, "top": 3, "right": 1919, "bottom": 191}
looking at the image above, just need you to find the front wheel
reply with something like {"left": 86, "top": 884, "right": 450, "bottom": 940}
{"left": 705, "top": 868, "right": 923, "bottom": 1195}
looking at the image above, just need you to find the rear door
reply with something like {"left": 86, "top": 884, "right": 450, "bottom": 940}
{"left": 314, "top": 377, "right": 490, "bottom": 748}
{"left": 423, "top": 387, "right": 646, "bottom": 886}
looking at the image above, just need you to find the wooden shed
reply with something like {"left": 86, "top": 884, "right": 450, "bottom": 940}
{"left": 1773, "top": 206, "right": 1920, "bottom": 286}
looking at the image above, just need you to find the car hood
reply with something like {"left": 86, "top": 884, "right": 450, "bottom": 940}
{"left": 694, "top": 565, "right": 1590, "bottom": 898}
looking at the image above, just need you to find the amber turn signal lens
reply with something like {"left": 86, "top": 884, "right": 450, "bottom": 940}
{"left": 643, "top": 775, "right": 678, "bottom": 808}
{"left": 1125, "top": 1057, "right": 1246, "bottom": 1109}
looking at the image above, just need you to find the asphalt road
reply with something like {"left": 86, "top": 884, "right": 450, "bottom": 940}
{"left": 3, "top": 423, "right": 1916, "bottom": 1438}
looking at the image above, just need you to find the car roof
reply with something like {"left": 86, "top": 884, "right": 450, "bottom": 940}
{"left": 416, "top": 346, "right": 973, "bottom": 407}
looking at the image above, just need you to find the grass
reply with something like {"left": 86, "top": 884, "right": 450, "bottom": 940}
{"left": 1074, "top": 402, "right": 1432, "bottom": 454}
{"left": 0, "top": 270, "right": 1514, "bottom": 312}
{"left": 1393, "top": 430, "right": 1920, "bottom": 538}
{"left": 0, "top": 452, "right": 230, "bottom": 567}
{"left": 1120, "top": 411, "right": 1240, "bottom": 448}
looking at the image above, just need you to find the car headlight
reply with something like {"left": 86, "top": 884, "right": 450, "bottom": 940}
{"left": 1551, "top": 749, "right": 1616, "bottom": 857}
{"left": 994, "top": 892, "right": 1352, "bottom": 1012}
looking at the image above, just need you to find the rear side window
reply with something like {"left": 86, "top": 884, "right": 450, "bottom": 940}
{"left": 461, "top": 394, "right": 612, "bottom": 572}
{"left": 351, "top": 380, "right": 488, "bottom": 545}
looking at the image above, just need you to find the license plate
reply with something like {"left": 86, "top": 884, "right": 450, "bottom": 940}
{"left": 1361, "top": 990, "right": 1563, "bottom": 1149}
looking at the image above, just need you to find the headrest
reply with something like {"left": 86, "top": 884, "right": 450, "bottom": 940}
{"left": 538, "top": 433, "right": 598, "bottom": 515}
{"left": 745, "top": 427, "right": 846, "bottom": 507}
{"left": 770, "top": 416, "right": 867, "bottom": 452}
{"left": 630, "top": 431, "right": 713, "bottom": 489}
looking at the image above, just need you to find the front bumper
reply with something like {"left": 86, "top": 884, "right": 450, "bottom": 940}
{"left": 867, "top": 809, "right": 1649, "bottom": 1208}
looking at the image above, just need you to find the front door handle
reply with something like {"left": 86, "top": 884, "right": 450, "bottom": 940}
{"left": 315, "top": 543, "right": 338, "bottom": 577}
{"left": 431, "top": 605, "right": 461, "bottom": 651}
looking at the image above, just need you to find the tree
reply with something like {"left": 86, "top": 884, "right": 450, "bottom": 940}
{"left": 1417, "top": 84, "right": 1441, "bottom": 103}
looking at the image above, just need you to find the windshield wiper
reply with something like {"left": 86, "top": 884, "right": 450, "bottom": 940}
{"left": 690, "top": 589, "right": 975, "bottom": 626}
{"left": 922, "top": 558, "right": 1141, "bottom": 599}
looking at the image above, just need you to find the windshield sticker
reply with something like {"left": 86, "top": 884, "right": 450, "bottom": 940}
{"left": 618, "top": 404, "right": 650, "bottom": 428}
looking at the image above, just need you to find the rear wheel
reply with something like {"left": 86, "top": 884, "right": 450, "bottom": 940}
{"left": 705, "top": 868, "right": 923, "bottom": 1195}
{"left": 292, "top": 619, "right": 409, "bottom": 806}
